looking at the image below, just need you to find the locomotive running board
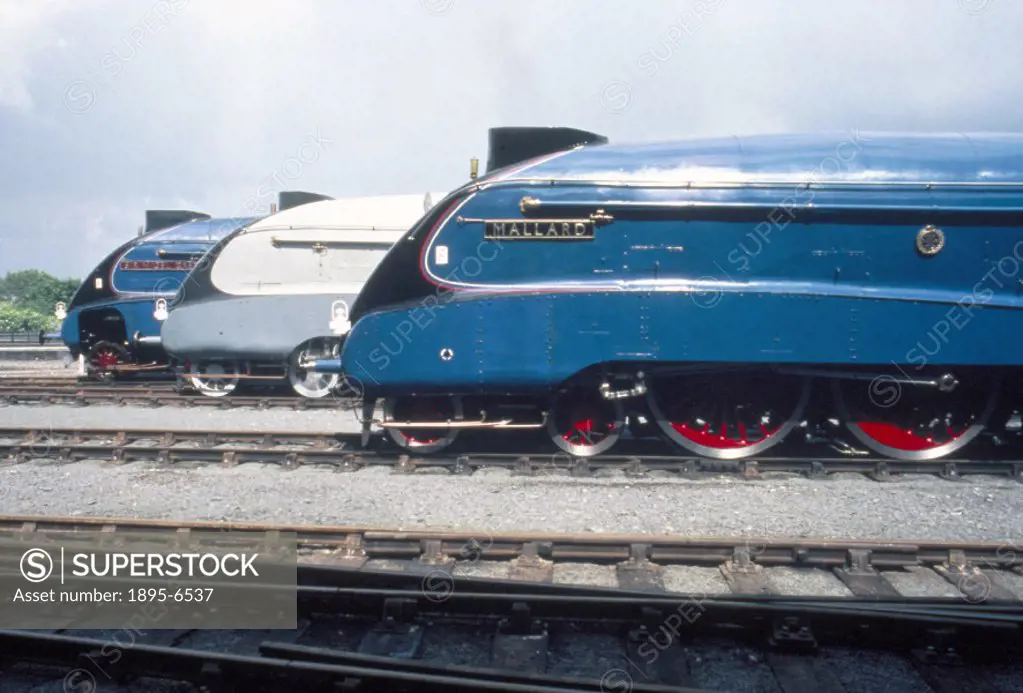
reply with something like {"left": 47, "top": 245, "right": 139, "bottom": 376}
{"left": 775, "top": 366, "right": 957, "bottom": 389}
{"left": 102, "top": 363, "right": 170, "bottom": 372}
{"left": 179, "top": 373, "right": 288, "bottom": 381}
{"left": 377, "top": 414, "right": 549, "bottom": 430}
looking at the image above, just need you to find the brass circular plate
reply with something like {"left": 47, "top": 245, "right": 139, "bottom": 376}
{"left": 916, "top": 225, "right": 945, "bottom": 256}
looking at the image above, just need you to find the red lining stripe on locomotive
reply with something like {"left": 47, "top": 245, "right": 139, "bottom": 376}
{"left": 418, "top": 197, "right": 469, "bottom": 290}
{"left": 417, "top": 147, "right": 598, "bottom": 295}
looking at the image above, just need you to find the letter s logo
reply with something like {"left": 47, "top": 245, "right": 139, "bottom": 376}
{"left": 20, "top": 549, "right": 53, "bottom": 583}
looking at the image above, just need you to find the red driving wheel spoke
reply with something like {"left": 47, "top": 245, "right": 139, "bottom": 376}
{"left": 389, "top": 397, "right": 460, "bottom": 451}
{"left": 547, "top": 388, "right": 624, "bottom": 457}
{"left": 94, "top": 350, "right": 119, "bottom": 369}
{"left": 647, "top": 374, "right": 809, "bottom": 459}
{"left": 835, "top": 372, "right": 996, "bottom": 460}
{"left": 88, "top": 342, "right": 130, "bottom": 380}
{"left": 671, "top": 419, "right": 782, "bottom": 450}
{"left": 562, "top": 408, "right": 615, "bottom": 448}
{"left": 854, "top": 422, "right": 965, "bottom": 452}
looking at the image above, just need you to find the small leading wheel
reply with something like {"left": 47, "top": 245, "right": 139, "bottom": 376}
{"left": 645, "top": 371, "right": 810, "bottom": 459}
{"left": 546, "top": 386, "right": 625, "bottom": 457}
{"left": 384, "top": 396, "right": 463, "bottom": 454}
{"left": 187, "top": 361, "right": 240, "bottom": 398}
{"left": 86, "top": 341, "right": 130, "bottom": 382}
{"left": 833, "top": 370, "right": 997, "bottom": 461}
{"left": 288, "top": 338, "right": 340, "bottom": 399}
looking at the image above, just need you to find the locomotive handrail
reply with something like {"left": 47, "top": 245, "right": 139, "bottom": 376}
{"left": 516, "top": 196, "right": 1023, "bottom": 219}
{"left": 259, "top": 224, "right": 412, "bottom": 235}
{"left": 156, "top": 248, "right": 206, "bottom": 258}
{"left": 477, "top": 177, "right": 1023, "bottom": 192}
{"left": 269, "top": 236, "right": 403, "bottom": 249}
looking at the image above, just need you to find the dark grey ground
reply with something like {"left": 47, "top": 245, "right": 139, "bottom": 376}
{"left": 0, "top": 403, "right": 1020, "bottom": 545}
{"left": 8, "top": 641, "right": 1020, "bottom": 693}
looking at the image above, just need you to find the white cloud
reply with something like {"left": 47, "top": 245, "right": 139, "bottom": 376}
{"left": 0, "top": 0, "right": 72, "bottom": 110}
{"left": 1, "top": 0, "right": 1021, "bottom": 277}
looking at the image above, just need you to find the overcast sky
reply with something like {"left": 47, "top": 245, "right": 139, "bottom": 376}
{"left": 1, "top": 0, "right": 1020, "bottom": 279}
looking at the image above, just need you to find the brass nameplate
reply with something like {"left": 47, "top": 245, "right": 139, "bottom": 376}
{"left": 483, "top": 219, "right": 595, "bottom": 240}
{"left": 118, "top": 260, "right": 197, "bottom": 271}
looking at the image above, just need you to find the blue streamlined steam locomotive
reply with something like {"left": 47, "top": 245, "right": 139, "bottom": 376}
{"left": 320, "top": 127, "right": 1023, "bottom": 463}
{"left": 59, "top": 211, "right": 258, "bottom": 379}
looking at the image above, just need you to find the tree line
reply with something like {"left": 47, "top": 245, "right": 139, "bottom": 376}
{"left": 0, "top": 270, "right": 80, "bottom": 332}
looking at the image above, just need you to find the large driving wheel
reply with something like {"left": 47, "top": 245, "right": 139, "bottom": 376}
{"left": 384, "top": 396, "right": 463, "bottom": 454}
{"left": 645, "top": 371, "right": 811, "bottom": 459}
{"left": 833, "top": 370, "right": 997, "bottom": 460}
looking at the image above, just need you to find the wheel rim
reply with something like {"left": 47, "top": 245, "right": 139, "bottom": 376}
{"left": 834, "top": 371, "right": 997, "bottom": 461}
{"left": 646, "top": 372, "right": 810, "bottom": 459}
{"left": 384, "top": 397, "right": 463, "bottom": 454}
{"left": 546, "top": 387, "right": 624, "bottom": 457}
{"left": 288, "top": 339, "right": 340, "bottom": 399}
{"left": 187, "top": 362, "right": 239, "bottom": 398}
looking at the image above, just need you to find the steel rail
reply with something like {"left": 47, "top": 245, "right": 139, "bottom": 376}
{"left": 0, "top": 629, "right": 710, "bottom": 693}
{"left": 0, "top": 382, "right": 179, "bottom": 394}
{"left": 0, "top": 378, "right": 100, "bottom": 388}
{"left": 0, "top": 389, "right": 350, "bottom": 409}
{"left": 0, "top": 513, "right": 1021, "bottom": 572}
{"left": 1, "top": 425, "right": 1022, "bottom": 480}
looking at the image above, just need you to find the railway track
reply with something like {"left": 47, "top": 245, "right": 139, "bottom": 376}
{"left": 8, "top": 377, "right": 1023, "bottom": 467}
{"left": 0, "top": 377, "right": 164, "bottom": 388}
{"left": 0, "top": 380, "right": 349, "bottom": 409}
{"left": 1, "top": 515, "right": 1022, "bottom": 692}
{"left": 3, "top": 425, "right": 1023, "bottom": 481}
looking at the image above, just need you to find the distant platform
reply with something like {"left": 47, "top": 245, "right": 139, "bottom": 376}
{"left": 0, "top": 346, "right": 70, "bottom": 362}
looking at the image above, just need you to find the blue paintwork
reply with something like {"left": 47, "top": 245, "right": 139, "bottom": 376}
{"left": 60, "top": 296, "right": 178, "bottom": 352}
{"left": 310, "top": 358, "right": 344, "bottom": 374}
{"left": 109, "top": 218, "right": 257, "bottom": 296}
{"left": 514, "top": 131, "right": 1023, "bottom": 183}
{"left": 58, "top": 310, "right": 79, "bottom": 350}
{"left": 62, "top": 217, "right": 258, "bottom": 360}
{"left": 338, "top": 132, "right": 1023, "bottom": 395}
{"left": 111, "top": 242, "right": 221, "bottom": 295}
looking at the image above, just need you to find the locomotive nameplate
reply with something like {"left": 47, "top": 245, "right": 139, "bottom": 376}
{"left": 483, "top": 219, "right": 595, "bottom": 240}
{"left": 118, "top": 260, "right": 198, "bottom": 271}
